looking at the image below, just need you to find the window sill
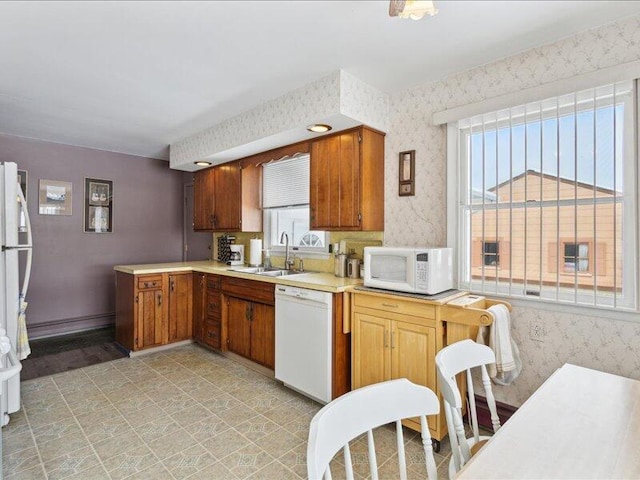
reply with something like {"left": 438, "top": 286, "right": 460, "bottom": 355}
{"left": 465, "top": 289, "right": 640, "bottom": 324}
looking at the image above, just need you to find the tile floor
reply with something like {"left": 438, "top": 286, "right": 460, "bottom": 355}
{"left": 3, "top": 344, "right": 453, "bottom": 479}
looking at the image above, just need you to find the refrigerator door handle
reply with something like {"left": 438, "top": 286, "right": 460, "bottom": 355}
{"left": 16, "top": 186, "right": 32, "bottom": 298}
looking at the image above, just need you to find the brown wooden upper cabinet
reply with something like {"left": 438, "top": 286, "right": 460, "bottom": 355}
{"left": 193, "top": 160, "right": 261, "bottom": 232}
{"left": 310, "top": 126, "right": 384, "bottom": 231}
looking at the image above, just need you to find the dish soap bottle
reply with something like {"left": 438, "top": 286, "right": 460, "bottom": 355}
{"left": 263, "top": 248, "right": 271, "bottom": 268}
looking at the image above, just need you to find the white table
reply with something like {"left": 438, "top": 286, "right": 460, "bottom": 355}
{"left": 456, "top": 363, "right": 640, "bottom": 479}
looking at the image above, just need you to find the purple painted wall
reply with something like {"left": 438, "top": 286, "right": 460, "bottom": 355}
{"left": 0, "top": 134, "right": 185, "bottom": 337}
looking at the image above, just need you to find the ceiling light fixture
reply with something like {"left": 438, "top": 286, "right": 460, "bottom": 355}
{"left": 306, "top": 124, "right": 332, "bottom": 133}
{"left": 194, "top": 161, "right": 212, "bottom": 167}
{"left": 389, "top": 0, "right": 438, "bottom": 20}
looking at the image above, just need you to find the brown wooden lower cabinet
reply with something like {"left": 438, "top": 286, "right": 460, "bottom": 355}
{"left": 192, "top": 272, "right": 206, "bottom": 342}
{"left": 115, "top": 271, "right": 192, "bottom": 352}
{"left": 222, "top": 277, "right": 275, "bottom": 370}
{"left": 193, "top": 273, "right": 222, "bottom": 350}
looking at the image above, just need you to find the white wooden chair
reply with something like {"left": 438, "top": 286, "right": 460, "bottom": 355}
{"left": 307, "top": 378, "right": 439, "bottom": 480}
{"left": 435, "top": 339, "right": 501, "bottom": 480}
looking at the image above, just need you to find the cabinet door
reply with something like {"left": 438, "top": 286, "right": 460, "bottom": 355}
{"left": 138, "top": 289, "right": 164, "bottom": 349}
{"left": 310, "top": 131, "right": 361, "bottom": 229}
{"left": 227, "top": 296, "right": 251, "bottom": 358}
{"left": 249, "top": 302, "right": 275, "bottom": 369}
{"left": 310, "top": 134, "right": 339, "bottom": 229}
{"left": 352, "top": 312, "right": 390, "bottom": 389}
{"left": 391, "top": 321, "right": 437, "bottom": 430}
{"left": 192, "top": 273, "right": 206, "bottom": 342}
{"left": 213, "top": 162, "right": 241, "bottom": 230}
{"left": 337, "top": 131, "right": 360, "bottom": 228}
{"left": 168, "top": 274, "right": 193, "bottom": 342}
{"left": 194, "top": 167, "right": 215, "bottom": 230}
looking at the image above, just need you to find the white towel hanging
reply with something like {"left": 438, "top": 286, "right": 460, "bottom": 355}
{"left": 477, "top": 304, "right": 521, "bottom": 386}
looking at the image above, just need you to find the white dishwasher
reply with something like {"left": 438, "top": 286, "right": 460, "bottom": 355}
{"left": 275, "top": 285, "right": 332, "bottom": 404}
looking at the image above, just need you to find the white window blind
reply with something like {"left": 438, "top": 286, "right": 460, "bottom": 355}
{"left": 262, "top": 155, "right": 310, "bottom": 208}
{"left": 453, "top": 81, "right": 637, "bottom": 311}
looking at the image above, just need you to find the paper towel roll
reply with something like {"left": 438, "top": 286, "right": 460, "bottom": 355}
{"left": 249, "top": 239, "right": 263, "bottom": 266}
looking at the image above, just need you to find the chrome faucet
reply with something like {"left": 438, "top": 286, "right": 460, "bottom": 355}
{"left": 280, "top": 232, "right": 294, "bottom": 270}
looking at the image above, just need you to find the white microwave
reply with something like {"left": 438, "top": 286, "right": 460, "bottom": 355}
{"left": 364, "top": 247, "right": 453, "bottom": 295}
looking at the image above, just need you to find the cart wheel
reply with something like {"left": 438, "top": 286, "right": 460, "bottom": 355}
{"left": 432, "top": 439, "right": 441, "bottom": 453}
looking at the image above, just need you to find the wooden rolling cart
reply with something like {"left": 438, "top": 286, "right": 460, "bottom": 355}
{"left": 347, "top": 288, "right": 511, "bottom": 451}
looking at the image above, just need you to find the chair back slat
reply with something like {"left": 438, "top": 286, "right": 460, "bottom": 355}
{"left": 396, "top": 420, "right": 408, "bottom": 480}
{"left": 367, "top": 429, "right": 378, "bottom": 480}
{"left": 481, "top": 365, "right": 501, "bottom": 433}
{"left": 467, "top": 369, "right": 480, "bottom": 442}
{"left": 343, "top": 443, "right": 353, "bottom": 479}
{"left": 420, "top": 415, "right": 438, "bottom": 480}
{"left": 307, "top": 379, "right": 440, "bottom": 480}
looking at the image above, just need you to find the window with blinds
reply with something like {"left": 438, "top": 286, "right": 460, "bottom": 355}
{"left": 262, "top": 155, "right": 327, "bottom": 253}
{"left": 454, "top": 81, "right": 637, "bottom": 310}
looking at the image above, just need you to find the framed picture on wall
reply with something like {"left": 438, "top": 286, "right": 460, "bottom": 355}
{"left": 84, "top": 177, "right": 113, "bottom": 233}
{"left": 39, "top": 179, "right": 72, "bottom": 215}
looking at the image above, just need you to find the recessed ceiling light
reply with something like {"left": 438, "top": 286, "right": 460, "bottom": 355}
{"left": 194, "top": 161, "right": 212, "bottom": 167}
{"left": 307, "top": 124, "right": 332, "bottom": 133}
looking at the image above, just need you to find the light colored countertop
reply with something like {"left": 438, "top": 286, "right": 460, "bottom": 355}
{"left": 113, "top": 260, "right": 363, "bottom": 293}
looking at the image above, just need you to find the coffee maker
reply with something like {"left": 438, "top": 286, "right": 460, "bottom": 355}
{"left": 228, "top": 245, "right": 245, "bottom": 266}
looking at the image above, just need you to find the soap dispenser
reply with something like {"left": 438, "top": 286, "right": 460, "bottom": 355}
{"left": 263, "top": 248, "right": 271, "bottom": 268}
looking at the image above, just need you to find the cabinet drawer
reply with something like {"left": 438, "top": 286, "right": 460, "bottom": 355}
{"left": 354, "top": 294, "right": 435, "bottom": 319}
{"left": 203, "top": 320, "right": 221, "bottom": 349}
{"left": 207, "top": 292, "right": 221, "bottom": 316}
{"left": 207, "top": 275, "right": 221, "bottom": 290}
{"left": 221, "top": 277, "right": 275, "bottom": 305}
{"left": 137, "top": 275, "right": 163, "bottom": 290}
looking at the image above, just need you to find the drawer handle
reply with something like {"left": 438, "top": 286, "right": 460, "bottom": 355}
{"left": 382, "top": 303, "right": 399, "bottom": 308}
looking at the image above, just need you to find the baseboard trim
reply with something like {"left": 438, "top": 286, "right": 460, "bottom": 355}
{"left": 127, "top": 340, "right": 194, "bottom": 357}
{"left": 473, "top": 394, "right": 518, "bottom": 428}
{"left": 28, "top": 313, "right": 115, "bottom": 339}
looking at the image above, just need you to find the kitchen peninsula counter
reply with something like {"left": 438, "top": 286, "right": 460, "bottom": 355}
{"left": 113, "top": 260, "right": 362, "bottom": 293}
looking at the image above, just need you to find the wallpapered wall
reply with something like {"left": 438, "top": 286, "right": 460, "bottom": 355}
{"left": 384, "top": 15, "right": 640, "bottom": 406}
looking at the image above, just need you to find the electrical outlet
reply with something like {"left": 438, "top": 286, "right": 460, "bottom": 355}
{"left": 529, "top": 319, "right": 545, "bottom": 342}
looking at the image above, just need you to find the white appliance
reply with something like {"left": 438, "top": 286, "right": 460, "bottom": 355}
{"left": 275, "top": 285, "right": 332, "bottom": 404}
{"left": 364, "top": 246, "right": 453, "bottom": 295}
{"left": 0, "top": 162, "right": 32, "bottom": 426}
{"left": 228, "top": 244, "right": 244, "bottom": 266}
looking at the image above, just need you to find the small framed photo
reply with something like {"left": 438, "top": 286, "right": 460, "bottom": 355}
{"left": 39, "top": 179, "right": 72, "bottom": 215}
{"left": 399, "top": 150, "right": 415, "bottom": 196}
{"left": 84, "top": 178, "right": 113, "bottom": 233}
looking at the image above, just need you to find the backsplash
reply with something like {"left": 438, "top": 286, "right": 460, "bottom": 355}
{"left": 213, "top": 231, "right": 383, "bottom": 273}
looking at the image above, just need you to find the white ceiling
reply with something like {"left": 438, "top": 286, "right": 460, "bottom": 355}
{"left": 2, "top": 1, "right": 640, "bottom": 161}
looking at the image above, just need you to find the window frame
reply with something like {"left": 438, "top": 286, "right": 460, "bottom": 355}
{"left": 261, "top": 155, "right": 329, "bottom": 258}
{"left": 447, "top": 80, "right": 639, "bottom": 314}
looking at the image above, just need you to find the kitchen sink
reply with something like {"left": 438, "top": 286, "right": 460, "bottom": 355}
{"left": 227, "top": 266, "right": 307, "bottom": 276}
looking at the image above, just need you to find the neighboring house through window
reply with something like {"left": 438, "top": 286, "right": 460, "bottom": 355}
{"left": 449, "top": 80, "right": 636, "bottom": 310}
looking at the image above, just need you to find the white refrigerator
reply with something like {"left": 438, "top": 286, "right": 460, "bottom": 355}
{"left": 0, "top": 162, "right": 32, "bottom": 426}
